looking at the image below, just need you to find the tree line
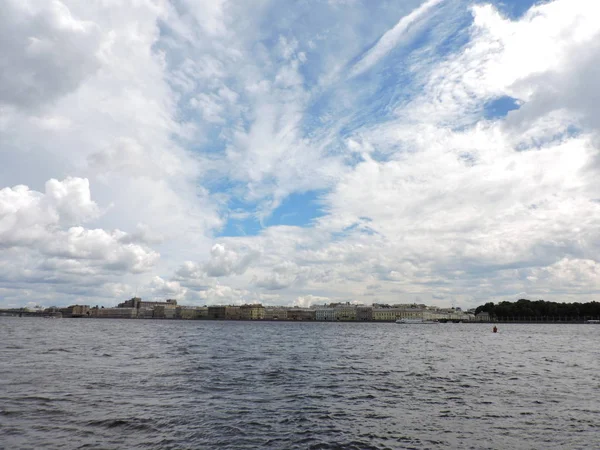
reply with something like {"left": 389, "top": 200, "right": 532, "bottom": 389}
{"left": 475, "top": 299, "right": 600, "bottom": 320}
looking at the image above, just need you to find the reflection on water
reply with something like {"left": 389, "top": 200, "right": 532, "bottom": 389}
{"left": 1, "top": 318, "right": 598, "bottom": 449}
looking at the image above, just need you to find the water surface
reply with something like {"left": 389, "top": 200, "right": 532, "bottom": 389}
{"left": 1, "top": 318, "right": 598, "bottom": 449}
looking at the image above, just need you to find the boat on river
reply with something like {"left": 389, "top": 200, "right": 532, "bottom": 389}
{"left": 395, "top": 318, "right": 438, "bottom": 324}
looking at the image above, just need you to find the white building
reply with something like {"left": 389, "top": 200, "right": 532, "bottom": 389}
{"left": 315, "top": 308, "right": 336, "bottom": 321}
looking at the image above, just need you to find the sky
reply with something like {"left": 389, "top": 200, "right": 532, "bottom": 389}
{"left": 1, "top": 0, "right": 600, "bottom": 309}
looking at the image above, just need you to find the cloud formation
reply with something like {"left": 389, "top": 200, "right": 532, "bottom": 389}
{"left": 0, "top": 0, "right": 101, "bottom": 109}
{"left": 350, "top": 0, "right": 444, "bottom": 77}
{"left": 2, "top": 0, "right": 599, "bottom": 308}
{"left": 0, "top": 178, "right": 158, "bottom": 272}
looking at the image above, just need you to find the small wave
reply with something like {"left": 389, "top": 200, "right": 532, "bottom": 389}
{"left": 262, "top": 368, "right": 286, "bottom": 378}
{"left": 86, "top": 418, "right": 157, "bottom": 432}
{"left": 244, "top": 420, "right": 272, "bottom": 430}
{"left": 132, "top": 354, "right": 159, "bottom": 360}
{"left": 309, "top": 441, "right": 385, "bottom": 450}
{"left": 19, "top": 395, "right": 62, "bottom": 403}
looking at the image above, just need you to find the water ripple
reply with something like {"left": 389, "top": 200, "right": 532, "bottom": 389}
{"left": 1, "top": 319, "right": 599, "bottom": 449}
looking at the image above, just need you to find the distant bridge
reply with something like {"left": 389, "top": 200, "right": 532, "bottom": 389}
{"left": 0, "top": 309, "right": 62, "bottom": 318}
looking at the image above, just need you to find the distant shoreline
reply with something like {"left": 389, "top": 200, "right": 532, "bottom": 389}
{"left": 2, "top": 313, "right": 598, "bottom": 324}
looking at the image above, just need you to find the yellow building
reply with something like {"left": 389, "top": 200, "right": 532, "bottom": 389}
{"left": 372, "top": 308, "right": 396, "bottom": 321}
{"left": 372, "top": 308, "right": 424, "bottom": 321}
{"left": 335, "top": 304, "right": 357, "bottom": 321}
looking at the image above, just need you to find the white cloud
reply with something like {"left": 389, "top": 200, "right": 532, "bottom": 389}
{"left": 0, "top": 0, "right": 102, "bottom": 109}
{"left": 173, "top": 243, "right": 260, "bottom": 281}
{"left": 0, "top": 178, "right": 159, "bottom": 275}
{"left": 0, "top": 178, "right": 98, "bottom": 245}
{"left": 255, "top": 265, "right": 298, "bottom": 290}
{"left": 44, "top": 177, "right": 101, "bottom": 224}
{"left": 87, "top": 137, "right": 184, "bottom": 180}
{"left": 397, "top": 0, "right": 600, "bottom": 126}
{"left": 2, "top": 0, "right": 600, "bottom": 309}
{"left": 147, "top": 276, "right": 187, "bottom": 300}
{"left": 204, "top": 243, "right": 259, "bottom": 277}
{"left": 350, "top": 0, "right": 444, "bottom": 77}
{"left": 194, "top": 284, "right": 250, "bottom": 306}
{"left": 293, "top": 294, "right": 331, "bottom": 308}
{"left": 527, "top": 258, "right": 600, "bottom": 292}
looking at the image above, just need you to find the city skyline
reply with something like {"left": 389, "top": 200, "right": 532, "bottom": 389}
{"left": 1, "top": 0, "right": 600, "bottom": 309}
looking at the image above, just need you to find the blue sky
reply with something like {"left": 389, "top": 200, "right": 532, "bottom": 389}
{"left": 1, "top": 0, "right": 600, "bottom": 308}
{"left": 189, "top": 0, "right": 535, "bottom": 239}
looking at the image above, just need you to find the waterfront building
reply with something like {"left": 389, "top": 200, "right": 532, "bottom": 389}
{"left": 315, "top": 307, "right": 336, "bottom": 321}
{"left": 225, "top": 306, "right": 241, "bottom": 320}
{"left": 208, "top": 306, "right": 226, "bottom": 319}
{"left": 264, "top": 307, "right": 288, "bottom": 320}
{"left": 356, "top": 306, "right": 373, "bottom": 321}
{"left": 58, "top": 305, "right": 91, "bottom": 317}
{"left": 92, "top": 307, "right": 137, "bottom": 319}
{"left": 475, "top": 311, "right": 490, "bottom": 322}
{"left": 334, "top": 303, "right": 357, "bottom": 321}
{"left": 71, "top": 305, "right": 91, "bottom": 317}
{"left": 53, "top": 298, "right": 474, "bottom": 322}
{"left": 196, "top": 307, "right": 209, "bottom": 318}
{"left": 372, "top": 308, "right": 399, "bottom": 321}
{"left": 152, "top": 305, "right": 176, "bottom": 319}
{"left": 420, "top": 308, "right": 473, "bottom": 322}
{"left": 240, "top": 304, "right": 265, "bottom": 320}
{"left": 118, "top": 297, "right": 178, "bottom": 309}
{"left": 137, "top": 307, "right": 154, "bottom": 319}
{"left": 287, "top": 308, "right": 316, "bottom": 321}
{"left": 207, "top": 305, "right": 241, "bottom": 320}
{"left": 176, "top": 306, "right": 202, "bottom": 320}
{"left": 153, "top": 306, "right": 166, "bottom": 319}
{"left": 398, "top": 308, "right": 424, "bottom": 320}
{"left": 372, "top": 307, "right": 424, "bottom": 321}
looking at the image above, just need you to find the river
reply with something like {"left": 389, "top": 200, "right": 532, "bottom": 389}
{"left": 1, "top": 318, "right": 598, "bottom": 449}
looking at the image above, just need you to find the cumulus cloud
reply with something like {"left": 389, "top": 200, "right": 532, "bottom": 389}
{"left": 0, "top": 178, "right": 159, "bottom": 274}
{"left": 193, "top": 284, "right": 249, "bottom": 305}
{"left": 506, "top": 32, "right": 600, "bottom": 137}
{"left": 174, "top": 244, "right": 260, "bottom": 282}
{"left": 146, "top": 276, "right": 187, "bottom": 300}
{"left": 204, "top": 243, "right": 260, "bottom": 277}
{"left": 293, "top": 294, "right": 331, "bottom": 308}
{"left": 0, "top": 178, "right": 98, "bottom": 245}
{"left": 255, "top": 272, "right": 297, "bottom": 291}
{"left": 43, "top": 177, "right": 101, "bottom": 224}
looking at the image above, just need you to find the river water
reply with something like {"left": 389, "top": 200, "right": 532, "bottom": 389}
{"left": 1, "top": 318, "right": 598, "bottom": 449}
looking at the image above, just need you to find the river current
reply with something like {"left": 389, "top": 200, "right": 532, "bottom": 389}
{"left": 1, "top": 318, "right": 598, "bottom": 449}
